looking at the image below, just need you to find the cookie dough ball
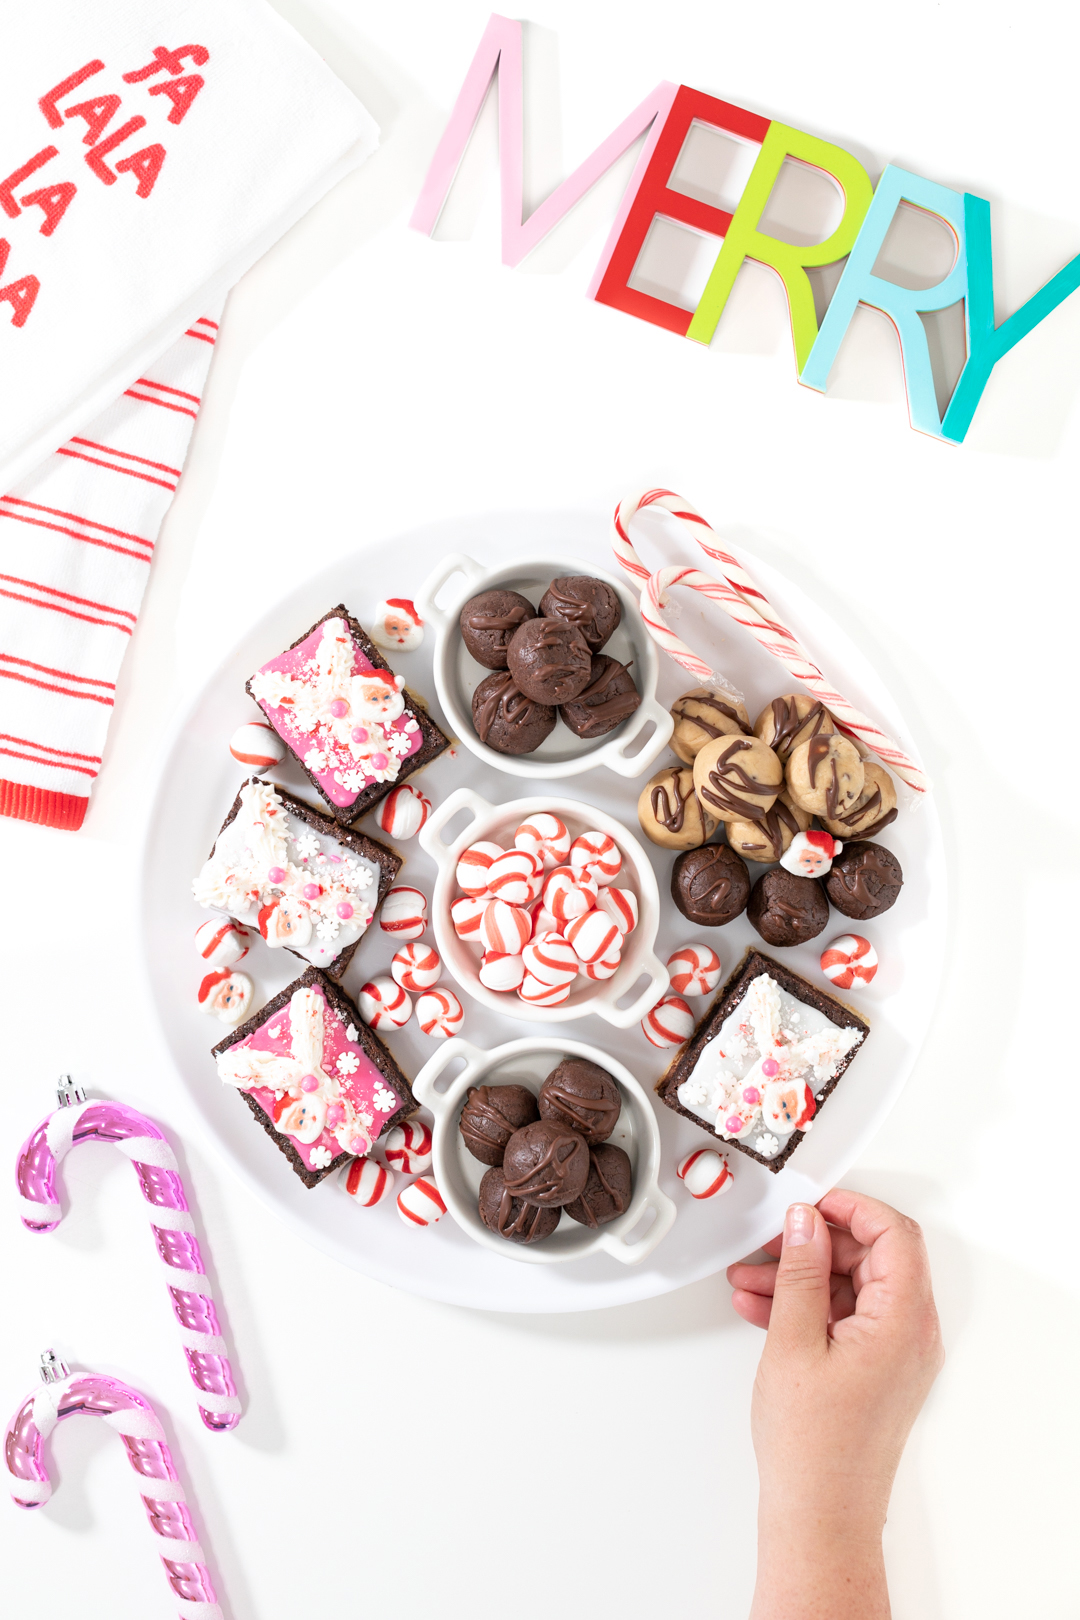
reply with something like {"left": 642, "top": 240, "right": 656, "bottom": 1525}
{"left": 563, "top": 1144, "right": 633, "bottom": 1229}
{"left": 538, "top": 1058, "right": 621, "bottom": 1145}
{"left": 538, "top": 576, "right": 622, "bottom": 652}
{"left": 671, "top": 844, "right": 751, "bottom": 927}
{"left": 786, "top": 734, "right": 865, "bottom": 819}
{"left": 479, "top": 1167, "right": 561, "bottom": 1244}
{"left": 747, "top": 868, "right": 829, "bottom": 946}
{"left": 502, "top": 1120, "right": 590, "bottom": 1207}
{"left": 821, "top": 762, "right": 898, "bottom": 840}
{"left": 726, "top": 790, "right": 812, "bottom": 864}
{"left": 670, "top": 687, "right": 751, "bottom": 764}
{"left": 825, "top": 841, "right": 903, "bottom": 920}
{"left": 638, "top": 765, "right": 717, "bottom": 850}
{"left": 753, "top": 694, "right": 837, "bottom": 761}
{"left": 693, "top": 734, "right": 783, "bottom": 824}
{"left": 459, "top": 590, "right": 538, "bottom": 669}
{"left": 506, "top": 616, "right": 593, "bottom": 705}
{"left": 459, "top": 1083, "right": 539, "bottom": 1167}
{"left": 472, "top": 671, "right": 556, "bottom": 754}
{"left": 560, "top": 655, "right": 641, "bottom": 739}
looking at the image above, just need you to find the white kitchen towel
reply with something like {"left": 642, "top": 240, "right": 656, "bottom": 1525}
{"left": 0, "top": 0, "right": 379, "bottom": 492}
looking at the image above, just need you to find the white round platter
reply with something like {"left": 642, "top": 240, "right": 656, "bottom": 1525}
{"left": 141, "top": 508, "right": 946, "bottom": 1313}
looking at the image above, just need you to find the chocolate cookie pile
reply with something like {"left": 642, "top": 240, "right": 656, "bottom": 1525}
{"left": 460, "top": 576, "right": 642, "bottom": 754}
{"left": 459, "top": 1058, "right": 633, "bottom": 1245}
{"left": 638, "top": 688, "right": 904, "bottom": 948}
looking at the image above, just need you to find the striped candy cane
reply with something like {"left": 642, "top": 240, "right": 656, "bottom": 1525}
{"left": 611, "top": 487, "right": 930, "bottom": 797}
{"left": 16, "top": 1081, "right": 240, "bottom": 1432}
{"left": 6, "top": 1352, "right": 224, "bottom": 1620}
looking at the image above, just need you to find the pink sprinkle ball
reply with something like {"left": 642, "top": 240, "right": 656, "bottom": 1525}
{"left": 351, "top": 726, "right": 369, "bottom": 744}
{"left": 268, "top": 866, "right": 286, "bottom": 885}
{"left": 742, "top": 1086, "right": 761, "bottom": 1105}
{"left": 337, "top": 902, "right": 354, "bottom": 919}
{"left": 330, "top": 699, "right": 349, "bottom": 718}
{"left": 301, "top": 1075, "right": 319, "bottom": 1093}
{"left": 303, "top": 883, "right": 321, "bottom": 900}
{"left": 372, "top": 752, "right": 390, "bottom": 771}
{"left": 761, "top": 1059, "right": 779, "bottom": 1077}
{"left": 726, "top": 1114, "right": 744, "bottom": 1134}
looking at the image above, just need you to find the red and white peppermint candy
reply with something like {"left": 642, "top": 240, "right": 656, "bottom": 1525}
{"left": 358, "top": 976, "right": 412, "bottom": 1029}
{"left": 667, "top": 944, "right": 722, "bottom": 998}
{"left": 194, "top": 917, "right": 250, "bottom": 967}
{"left": 522, "top": 930, "right": 579, "bottom": 987}
{"left": 391, "top": 941, "right": 442, "bottom": 993}
{"left": 450, "top": 895, "right": 486, "bottom": 940}
{"left": 480, "top": 898, "right": 531, "bottom": 955}
{"left": 677, "top": 1148, "right": 733, "bottom": 1199}
{"left": 518, "top": 974, "right": 572, "bottom": 1007}
{"left": 383, "top": 1118, "right": 433, "bottom": 1175}
{"left": 580, "top": 948, "right": 621, "bottom": 981}
{"left": 486, "top": 848, "right": 543, "bottom": 906}
{"left": 514, "top": 813, "right": 571, "bottom": 869}
{"left": 379, "top": 886, "right": 428, "bottom": 938}
{"left": 820, "top": 934, "right": 879, "bottom": 989}
{"left": 229, "top": 721, "right": 285, "bottom": 769}
{"left": 596, "top": 886, "right": 638, "bottom": 935}
{"left": 397, "top": 1176, "right": 447, "bottom": 1228}
{"left": 456, "top": 840, "right": 505, "bottom": 898}
{"left": 342, "top": 1156, "right": 395, "bottom": 1207}
{"left": 569, "top": 830, "right": 622, "bottom": 885}
{"left": 565, "top": 908, "right": 621, "bottom": 965}
{"left": 480, "top": 950, "right": 526, "bottom": 992}
{"left": 376, "top": 783, "right": 432, "bottom": 840}
{"left": 198, "top": 968, "right": 252, "bottom": 1024}
{"left": 542, "top": 865, "right": 598, "bottom": 924}
{"left": 416, "top": 988, "right": 464, "bottom": 1037}
{"left": 528, "top": 901, "right": 561, "bottom": 940}
{"left": 641, "top": 994, "right": 694, "bottom": 1048}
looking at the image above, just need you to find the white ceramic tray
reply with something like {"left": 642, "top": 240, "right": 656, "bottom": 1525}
{"left": 141, "top": 509, "right": 946, "bottom": 1313}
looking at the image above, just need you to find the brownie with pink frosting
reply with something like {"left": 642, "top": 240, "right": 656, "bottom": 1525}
{"left": 212, "top": 967, "right": 416, "bottom": 1187}
{"left": 246, "top": 605, "right": 449, "bottom": 825}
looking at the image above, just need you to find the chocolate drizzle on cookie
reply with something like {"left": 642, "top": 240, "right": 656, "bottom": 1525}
{"left": 700, "top": 738, "right": 776, "bottom": 822}
{"left": 650, "top": 766, "right": 694, "bottom": 833}
{"left": 674, "top": 691, "right": 752, "bottom": 739}
{"left": 473, "top": 672, "right": 540, "bottom": 743}
{"left": 768, "top": 696, "right": 828, "bottom": 754}
{"left": 807, "top": 734, "right": 842, "bottom": 820}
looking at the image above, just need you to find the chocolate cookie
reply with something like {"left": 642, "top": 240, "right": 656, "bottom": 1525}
{"left": 637, "top": 765, "right": 717, "bottom": 850}
{"left": 693, "top": 734, "right": 783, "bottom": 824}
{"left": 506, "top": 617, "right": 593, "bottom": 705}
{"left": 725, "top": 790, "right": 811, "bottom": 864}
{"left": 538, "top": 575, "right": 621, "bottom": 652}
{"left": 753, "top": 694, "right": 836, "bottom": 761}
{"left": 459, "top": 589, "right": 538, "bottom": 669}
{"left": 501, "top": 1119, "right": 590, "bottom": 1207}
{"left": 459, "top": 1083, "right": 539, "bottom": 1166}
{"left": 821, "top": 763, "right": 898, "bottom": 841}
{"left": 472, "top": 671, "right": 556, "bottom": 755}
{"left": 538, "top": 1058, "right": 621, "bottom": 1145}
{"left": 563, "top": 1144, "right": 633, "bottom": 1229}
{"left": 559, "top": 655, "right": 641, "bottom": 738}
{"left": 825, "top": 840, "right": 903, "bottom": 920}
{"left": 478, "top": 1167, "right": 561, "bottom": 1244}
{"left": 670, "top": 687, "right": 752, "bottom": 764}
{"left": 671, "top": 844, "right": 751, "bottom": 927}
{"left": 786, "top": 734, "right": 864, "bottom": 819}
{"left": 747, "top": 867, "right": 829, "bottom": 946}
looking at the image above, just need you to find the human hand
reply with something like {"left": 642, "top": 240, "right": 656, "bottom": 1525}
{"left": 727, "top": 1190, "right": 943, "bottom": 1620}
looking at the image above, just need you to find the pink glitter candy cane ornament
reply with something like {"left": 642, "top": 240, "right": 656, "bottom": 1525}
{"left": 610, "top": 488, "right": 930, "bottom": 797}
{"left": 6, "top": 1351, "right": 224, "bottom": 1619}
{"left": 16, "top": 1079, "right": 240, "bottom": 1432}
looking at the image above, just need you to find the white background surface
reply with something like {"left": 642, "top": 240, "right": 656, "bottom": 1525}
{"left": 1, "top": 2, "right": 1078, "bottom": 1616}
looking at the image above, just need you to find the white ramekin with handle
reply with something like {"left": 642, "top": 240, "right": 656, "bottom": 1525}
{"left": 418, "top": 788, "right": 669, "bottom": 1028}
{"left": 414, "top": 551, "right": 674, "bottom": 779}
{"left": 412, "top": 1035, "right": 677, "bottom": 1266}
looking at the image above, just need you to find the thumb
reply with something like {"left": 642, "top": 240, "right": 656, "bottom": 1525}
{"left": 765, "top": 1202, "right": 833, "bottom": 1357}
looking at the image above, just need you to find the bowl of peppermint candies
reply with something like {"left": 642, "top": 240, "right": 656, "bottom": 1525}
{"left": 418, "top": 790, "right": 670, "bottom": 1028}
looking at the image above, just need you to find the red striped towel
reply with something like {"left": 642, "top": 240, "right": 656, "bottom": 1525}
{"left": 0, "top": 310, "right": 221, "bottom": 830}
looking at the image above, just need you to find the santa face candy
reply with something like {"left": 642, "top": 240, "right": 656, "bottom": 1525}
{"left": 671, "top": 844, "right": 751, "bottom": 928}
{"left": 192, "top": 778, "right": 400, "bottom": 977}
{"left": 376, "top": 783, "right": 432, "bottom": 840}
{"left": 198, "top": 969, "right": 253, "bottom": 1024}
{"left": 537, "top": 1058, "right": 621, "bottom": 1144}
{"left": 538, "top": 575, "right": 622, "bottom": 652}
{"left": 779, "top": 828, "right": 842, "bottom": 879}
{"left": 748, "top": 868, "right": 830, "bottom": 947}
{"left": 369, "top": 598, "right": 424, "bottom": 652}
{"left": 247, "top": 606, "right": 448, "bottom": 822}
{"left": 786, "top": 734, "right": 865, "bottom": 819}
{"left": 506, "top": 616, "right": 593, "bottom": 705}
{"left": 753, "top": 694, "right": 836, "bottom": 761}
{"left": 559, "top": 655, "right": 641, "bottom": 738}
{"left": 229, "top": 721, "right": 285, "bottom": 770}
{"left": 459, "top": 589, "right": 538, "bottom": 669}
{"left": 694, "top": 734, "right": 783, "bottom": 824}
{"left": 821, "top": 762, "right": 899, "bottom": 841}
{"left": 479, "top": 1167, "right": 561, "bottom": 1244}
{"left": 820, "top": 934, "right": 879, "bottom": 989}
{"left": 825, "top": 841, "right": 904, "bottom": 920}
{"left": 194, "top": 918, "right": 250, "bottom": 968}
{"left": 472, "top": 670, "right": 557, "bottom": 755}
{"left": 725, "top": 790, "right": 810, "bottom": 865}
{"left": 459, "top": 1083, "right": 540, "bottom": 1166}
{"left": 213, "top": 967, "right": 414, "bottom": 1186}
{"left": 658, "top": 950, "right": 868, "bottom": 1171}
{"left": 670, "top": 687, "right": 751, "bottom": 764}
{"left": 501, "top": 1120, "right": 590, "bottom": 1207}
{"left": 637, "top": 765, "right": 717, "bottom": 850}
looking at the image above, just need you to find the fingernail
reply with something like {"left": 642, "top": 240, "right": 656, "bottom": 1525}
{"left": 784, "top": 1203, "right": 815, "bottom": 1247}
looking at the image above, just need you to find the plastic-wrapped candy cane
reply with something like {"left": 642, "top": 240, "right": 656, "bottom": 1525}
{"left": 611, "top": 487, "right": 930, "bottom": 798}
{"left": 16, "top": 1080, "right": 240, "bottom": 1432}
{"left": 6, "top": 1350, "right": 224, "bottom": 1619}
